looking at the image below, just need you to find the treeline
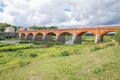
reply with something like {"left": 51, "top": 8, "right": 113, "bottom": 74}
{"left": 29, "top": 26, "right": 58, "bottom": 30}
{"left": 0, "top": 23, "right": 17, "bottom": 31}
{"left": 0, "top": 23, "right": 58, "bottom": 31}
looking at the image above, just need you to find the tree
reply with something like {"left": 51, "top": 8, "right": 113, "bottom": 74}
{"left": 114, "top": 29, "right": 120, "bottom": 44}
{"left": 48, "top": 26, "right": 57, "bottom": 29}
{"left": 29, "top": 26, "right": 40, "bottom": 30}
{"left": 40, "top": 26, "right": 47, "bottom": 30}
{"left": 29, "top": 26, "right": 47, "bottom": 30}
{"left": 0, "top": 23, "right": 17, "bottom": 32}
{"left": 12, "top": 26, "right": 17, "bottom": 31}
{"left": 29, "top": 26, "right": 58, "bottom": 30}
{"left": 0, "top": 23, "right": 11, "bottom": 31}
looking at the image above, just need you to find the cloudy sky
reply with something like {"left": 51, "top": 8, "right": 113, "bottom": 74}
{"left": 0, "top": 0, "right": 120, "bottom": 28}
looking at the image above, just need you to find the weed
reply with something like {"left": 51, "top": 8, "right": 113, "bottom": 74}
{"left": 91, "top": 46, "right": 103, "bottom": 52}
{"left": 72, "top": 49, "right": 80, "bottom": 55}
{"left": 93, "top": 67, "right": 106, "bottom": 74}
{"left": 29, "top": 53, "right": 38, "bottom": 58}
{"left": 104, "top": 43, "right": 115, "bottom": 48}
{"left": 59, "top": 51, "right": 70, "bottom": 57}
{"left": 0, "top": 55, "right": 4, "bottom": 58}
{"left": 18, "top": 61, "right": 30, "bottom": 67}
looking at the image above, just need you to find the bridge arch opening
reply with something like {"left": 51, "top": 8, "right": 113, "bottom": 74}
{"left": 34, "top": 33, "right": 43, "bottom": 41}
{"left": 77, "top": 32, "right": 95, "bottom": 44}
{"left": 45, "top": 32, "right": 56, "bottom": 42}
{"left": 101, "top": 31, "right": 115, "bottom": 42}
{"left": 26, "top": 33, "right": 33, "bottom": 40}
{"left": 20, "top": 33, "right": 25, "bottom": 39}
{"left": 58, "top": 32, "right": 73, "bottom": 44}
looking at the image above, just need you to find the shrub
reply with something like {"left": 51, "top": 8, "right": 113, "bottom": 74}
{"left": 0, "top": 44, "right": 32, "bottom": 52}
{"left": 16, "top": 51, "right": 25, "bottom": 56}
{"left": 114, "top": 29, "right": 120, "bottom": 44}
{"left": 93, "top": 67, "right": 106, "bottom": 74}
{"left": 0, "top": 55, "right": 4, "bottom": 58}
{"left": 104, "top": 43, "right": 115, "bottom": 48}
{"left": 60, "top": 51, "right": 70, "bottom": 57}
{"left": 19, "top": 61, "right": 30, "bottom": 67}
{"left": 0, "top": 59, "right": 7, "bottom": 64}
{"left": 72, "top": 49, "right": 80, "bottom": 55}
{"left": 91, "top": 46, "right": 103, "bottom": 52}
{"left": 0, "top": 43, "right": 11, "bottom": 47}
{"left": 29, "top": 53, "right": 38, "bottom": 58}
{"left": 19, "top": 40, "right": 63, "bottom": 46}
{"left": 0, "top": 36, "right": 6, "bottom": 40}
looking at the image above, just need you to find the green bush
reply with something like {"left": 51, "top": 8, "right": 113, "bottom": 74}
{"left": 16, "top": 51, "right": 25, "bottom": 56}
{"left": 91, "top": 42, "right": 115, "bottom": 52}
{"left": 104, "top": 43, "right": 115, "bottom": 48}
{"left": 93, "top": 67, "right": 106, "bottom": 74}
{"left": 0, "top": 55, "right": 4, "bottom": 58}
{"left": 115, "top": 29, "right": 120, "bottom": 44}
{"left": 0, "top": 43, "right": 11, "bottom": 47}
{"left": 19, "top": 40, "right": 63, "bottom": 46}
{"left": 60, "top": 51, "right": 70, "bottom": 57}
{"left": 0, "top": 59, "right": 7, "bottom": 64}
{"left": 18, "top": 61, "right": 30, "bottom": 67}
{"left": 0, "top": 36, "right": 6, "bottom": 40}
{"left": 0, "top": 44, "right": 32, "bottom": 52}
{"left": 91, "top": 46, "right": 103, "bottom": 52}
{"left": 29, "top": 53, "right": 38, "bottom": 58}
{"left": 72, "top": 49, "right": 80, "bottom": 55}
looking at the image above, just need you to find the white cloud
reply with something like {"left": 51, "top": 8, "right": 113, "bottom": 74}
{"left": 0, "top": 0, "right": 120, "bottom": 28}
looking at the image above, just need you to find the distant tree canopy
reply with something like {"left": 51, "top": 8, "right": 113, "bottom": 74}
{"left": 29, "top": 26, "right": 58, "bottom": 30}
{"left": 0, "top": 23, "right": 17, "bottom": 31}
{"left": 0, "top": 23, "right": 57, "bottom": 31}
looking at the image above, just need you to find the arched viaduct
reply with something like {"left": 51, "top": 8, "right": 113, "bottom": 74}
{"left": 18, "top": 26, "right": 120, "bottom": 44}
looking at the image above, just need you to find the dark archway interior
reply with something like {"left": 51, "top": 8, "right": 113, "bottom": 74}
{"left": 46, "top": 33, "right": 56, "bottom": 42}
{"left": 26, "top": 33, "right": 33, "bottom": 40}
{"left": 34, "top": 33, "right": 43, "bottom": 41}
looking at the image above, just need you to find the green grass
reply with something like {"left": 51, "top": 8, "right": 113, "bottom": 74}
{"left": 0, "top": 41, "right": 120, "bottom": 80}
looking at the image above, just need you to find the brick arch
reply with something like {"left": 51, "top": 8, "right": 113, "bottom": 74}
{"left": 19, "top": 32, "right": 27, "bottom": 35}
{"left": 35, "top": 32, "right": 44, "bottom": 35}
{"left": 59, "top": 32, "right": 73, "bottom": 36}
{"left": 100, "top": 30, "right": 116, "bottom": 36}
{"left": 20, "top": 33, "right": 26, "bottom": 39}
{"left": 46, "top": 32, "right": 56, "bottom": 36}
{"left": 77, "top": 31, "right": 96, "bottom": 36}
{"left": 26, "top": 33, "right": 34, "bottom": 35}
{"left": 57, "top": 32, "right": 73, "bottom": 44}
{"left": 26, "top": 33, "right": 34, "bottom": 40}
{"left": 35, "top": 33, "right": 43, "bottom": 36}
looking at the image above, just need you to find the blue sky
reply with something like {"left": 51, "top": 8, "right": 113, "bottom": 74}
{"left": 0, "top": 0, "right": 6, "bottom": 12}
{"left": 0, "top": 8, "right": 3, "bottom": 12}
{"left": 0, "top": 0, "right": 120, "bottom": 28}
{"left": 64, "top": 8, "right": 71, "bottom": 12}
{"left": 0, "top": 1, "right": 3, "bottom": 12}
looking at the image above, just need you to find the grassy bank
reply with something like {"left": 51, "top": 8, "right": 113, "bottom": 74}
{"left": 0, "top": 42, "right": 119, "bottom": 80}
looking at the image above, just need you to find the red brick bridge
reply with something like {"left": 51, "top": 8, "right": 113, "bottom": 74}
{"left": 18, "top": 26, "right": 120, "bottom": 44}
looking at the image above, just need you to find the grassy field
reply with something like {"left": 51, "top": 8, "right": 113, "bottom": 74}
{"left": 0, "top": 41, "right": 120, "bottom": 80}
